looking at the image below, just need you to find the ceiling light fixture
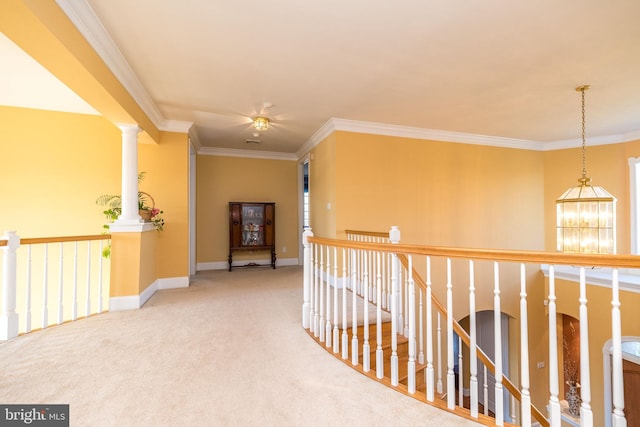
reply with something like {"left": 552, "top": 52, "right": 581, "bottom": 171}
{"left": 556, "top": 85, "right": 616, "bottom": 254}
{"left": 254, "top": 116, "right": 269, "bottom": 131}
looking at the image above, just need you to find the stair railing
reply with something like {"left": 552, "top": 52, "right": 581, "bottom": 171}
{"left": 0, "top": 231, "right": 111, "bottom": 340}
{"left": 301, "top": 227, "right": 640, "bottom": 427}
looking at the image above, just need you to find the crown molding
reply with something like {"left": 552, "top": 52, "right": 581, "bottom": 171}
{"left": 56, "top": 0, "right": 189, "bottom": 134}
{"left": 199, "top": 146, "right": 297, "bottom": 161}
{"left": 542, "top": 129, "right": 640, "bottom": 151}
{"left": 296, "top": 118, "right": 544, "bottom": 158}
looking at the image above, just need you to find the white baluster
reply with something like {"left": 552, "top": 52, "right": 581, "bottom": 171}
{"left": 458, "top": 335, "right": 463, "bottom": 407}
{"left": 85, "top": 241, "right": 91, "bottom": 317}
{"left": 494, "top": 261, "right": 504, "bottom": 426}
{"left": 363, "top": 251, "right": 370, "bottom": 372}
{"left": 57, "top": 243, "right": 64, "bottom": 324}
{"left": 398, "top": 264, "right": 404, "bottom": 339}
{"left": 408, "top": 255, "right": 416, "bottom": 394}
{"left": 0, "top": 231, "right": 20, "bottom": 340}
{"left": 469, "top": 260, "right": 478, "bottom": 417}
{"left": 302, "top": 228, "right": 313, "bottom": 329}
{"left": 419, "top": 289, "right": 424, "bottom": 365}
{"left": 72, "top": 241, "right": 78, "bottom": 321}
{"left": 446, "top": 258, "right": 455, "bottom": 410}
{"left": 351, "top": 248, "right": 359, "bottom": 366}
{"left": 547, "top": 265, "right": 561, "bottom": 426}
{"left": 318, "top": 245, "right": 324, "bottom": 342}
{"left": 25, "top": 245, "right": 32, "bottom": 333}
{"left": 341, "top": 248, "right": 349, "bottom": 360}
{"left": 376, "top": 252, "right": 384, "bottom": 379}
{"left": 484, "top": 365, "right": 489, "bottom": 416}
{"left": 437, "top": 312, "right": 443, "bottom": 395}
{"left": 325, "top": 246, "right": 331, "bottom": 348}
{"left": 312, "top": 242, "right": 318, "bottom": 335}
{"left": 611, "top": 269, "right": 626, "bottom": 427}
{"left": 426, "top": 256, "right": 435, "bottom": 401}
{"left": 390, "top": 226, "right": 400, "bottom": 387}
{"left": 404, "top": 269, "right": 409, "bottom": 337}
{"left": 332, "top": 247, "right": 339, "bottom": 353}
{"left": 579, "top": 267, "right": 593, "bottom": 426}
{"left": 520, "top": 263, "right": 531, "bottom": 427}
{"left": 42, "top": 243, "right": 49, "bottom": 329}
{"left": 98, "top": 240, "right": 104, "bottom": 314}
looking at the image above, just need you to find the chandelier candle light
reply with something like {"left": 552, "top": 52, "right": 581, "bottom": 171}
{"left": 556, "top": 85, "right": 616, "bottom": 254}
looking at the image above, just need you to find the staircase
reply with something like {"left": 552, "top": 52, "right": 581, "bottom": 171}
{"left": 307, "top": 319, "right": 501, "bottom": 426}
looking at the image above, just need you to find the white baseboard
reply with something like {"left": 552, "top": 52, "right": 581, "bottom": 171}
{"left": 197, "top": 257, "right": 299, "bottom": 271}
{"left": 109, "top": 275, "right": 190, "bottom": 311}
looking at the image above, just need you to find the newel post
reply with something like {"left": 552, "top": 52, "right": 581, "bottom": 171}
{"left": 1, "top": 231, "right": 20, "bottom": 340}
{"left": 302, "top": 228, "right": 313, "bottom": 329}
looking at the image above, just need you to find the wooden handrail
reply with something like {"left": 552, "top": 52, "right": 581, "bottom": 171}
{"left": 397, "top": 254, "right": 549, "bottom": 427}
{"left": 345, "top": 229, "right": 390, "bottom": 239}
{"left": 0, "top": 234, "right": 111, "bottom": 245}
{"left": 308, "top": 235, "right": 640, "bottom": 269}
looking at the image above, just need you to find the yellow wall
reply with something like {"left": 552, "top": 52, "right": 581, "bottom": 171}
{"left": 331, "top": 131, "right": 546, "bottom": 249}
{"left": 309, "top": 134, "right": 337, "bottom": 238}
{"left": 139, "top": 132, "right": 190, "bottom": 279}
{"left": 0, "top": 106, "right": 121, "bottom": 237}
{"left": 196, "top": 155, "right": 299, "bottom": 265}
{"left": 0, "top": 106, "right": 190, "bottom": 282}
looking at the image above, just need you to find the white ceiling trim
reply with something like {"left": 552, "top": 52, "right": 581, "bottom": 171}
{"left": 55, "top": 0, "right": 191, "bottom": 134}
{"left": 331, "top": 118, "right": 544, "bottom": 150}
{"left": 542, "top": 129, "right": 640, "bottom": 151}
{"left": 199, "top": 147, "right": 297, "bottom": 161}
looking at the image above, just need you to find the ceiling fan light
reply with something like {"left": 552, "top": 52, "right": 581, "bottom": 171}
{"left": 254, "top": 116, "right": 269, "bottom": 131}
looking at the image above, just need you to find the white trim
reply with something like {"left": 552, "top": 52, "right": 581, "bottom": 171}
{"left": 544, "top": 129, "right": 640, "bottom": 151}
{"left": 108, "top": 276, "right": 189, "bottom": 311}
{"left": 55, "top": 0, "right": 191, "bottom": 133}
{"left": 331, "top": 118, "right": 543, "bottom": 150}
{"left": 198, "top": 146, "right": 297, "bottom": 161}
{"left": 540, "top": 264, "right": 640, "bottom": 293}
{"left": 197, "top": 257, "right": 299, "bottom": 271}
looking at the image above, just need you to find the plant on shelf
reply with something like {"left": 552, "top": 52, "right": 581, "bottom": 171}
{"left": 96, "top": 172, "right": 165, "bottom": 257}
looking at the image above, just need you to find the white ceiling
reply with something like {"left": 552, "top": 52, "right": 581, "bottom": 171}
{"left": 3, "top": 0, "right": 640, "bottom": 155}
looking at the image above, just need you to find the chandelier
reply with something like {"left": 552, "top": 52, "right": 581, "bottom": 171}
{"left": 556, "top": 85, "right": 616, "bottom": 254}
{"left": 253, "top": 117, "right": 269, "bottom": 131}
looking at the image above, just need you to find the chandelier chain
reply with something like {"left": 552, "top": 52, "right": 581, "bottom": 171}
{"left": 581, "top": 87, "right": 587, "bottom": 178}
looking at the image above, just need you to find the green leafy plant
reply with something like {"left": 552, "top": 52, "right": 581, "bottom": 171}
{"left": 96, "top": 172, "right": 165, "bottom": 257}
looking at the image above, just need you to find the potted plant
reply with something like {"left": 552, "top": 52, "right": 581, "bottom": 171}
{"left": 96, "top": 172, "right": 164, "bottom": 257}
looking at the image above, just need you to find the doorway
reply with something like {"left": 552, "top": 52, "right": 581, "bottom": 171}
{"left": 603, "top": 337, "right": 640, "bottom": 427}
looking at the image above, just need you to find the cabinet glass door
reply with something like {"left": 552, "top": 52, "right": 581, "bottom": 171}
{"left": 242, "top": 204, "right": 265, "bottom": 246}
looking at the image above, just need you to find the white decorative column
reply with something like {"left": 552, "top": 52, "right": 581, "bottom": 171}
{"left": 1, "top": 231, "right": 20, "bottom": 340}
{"left": 112, "top": 124, "right": 143, "bottom": 228}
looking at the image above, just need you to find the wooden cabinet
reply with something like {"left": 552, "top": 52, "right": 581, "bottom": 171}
{"left": 228, "top": 202, "right": 275, "bottom": 271}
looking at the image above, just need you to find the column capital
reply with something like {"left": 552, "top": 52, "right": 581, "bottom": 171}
{"left": 116, "top": 123, "right": 141, "bottom": 135}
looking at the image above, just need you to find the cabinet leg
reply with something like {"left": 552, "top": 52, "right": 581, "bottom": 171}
{"left": 271, "top": 250, "right": 276, "bottom": 269}
{"left": 228, "top": 252, "right": 233, "bottom": 272}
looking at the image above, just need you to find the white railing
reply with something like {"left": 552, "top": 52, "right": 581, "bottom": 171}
{"left": 0, "top": 231, "right": 111, "bottom": 340}
{"left": 301, "top": 227, "right": 640, "bottom": 427}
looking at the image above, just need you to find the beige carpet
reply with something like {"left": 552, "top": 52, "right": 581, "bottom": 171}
{"left": 0, "top": 266, "right": 479, "bottom": 426}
